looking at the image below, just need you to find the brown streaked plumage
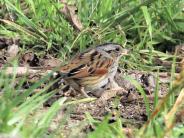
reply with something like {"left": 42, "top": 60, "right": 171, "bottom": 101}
{"left": 59, "top": 43, "right": 128, "bottom": 97}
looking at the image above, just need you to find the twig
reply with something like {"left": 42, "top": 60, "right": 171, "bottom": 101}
{"left": 2, "top": 67, "right": 54, "bottom": 76}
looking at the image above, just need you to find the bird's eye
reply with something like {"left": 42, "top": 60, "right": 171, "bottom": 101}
{"left": 115, "top": 47, "right": 120, "bottom": 51}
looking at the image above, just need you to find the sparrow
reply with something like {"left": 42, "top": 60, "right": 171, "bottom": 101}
{"left": 59, "top": 43, "right": 128, "bottom": 98}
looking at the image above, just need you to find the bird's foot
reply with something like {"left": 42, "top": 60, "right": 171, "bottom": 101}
{"left": 80, "top": 87, "right": 90, "bottom": 98}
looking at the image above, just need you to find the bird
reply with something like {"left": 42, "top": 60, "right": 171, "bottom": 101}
{"left": 59, "top": 43, "right": 128, "bottom": 98}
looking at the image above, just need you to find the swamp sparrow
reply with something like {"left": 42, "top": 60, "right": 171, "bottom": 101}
{"left": 59, "top": 43, "right": 128, "bottom": 97}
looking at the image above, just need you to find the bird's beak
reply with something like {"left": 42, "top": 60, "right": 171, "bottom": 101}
{"left": 121, "top": 49, "right": 129, "bottom": 55}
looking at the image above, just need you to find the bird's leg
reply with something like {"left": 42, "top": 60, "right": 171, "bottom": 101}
{"left": 96, "top": 79, "right": 127, "bottom": 106}
{"left": 80, "top": 87, "right": 90, "bottom": 98}
{"left": 110, "top": 79, "right": 122, "bottom": 89}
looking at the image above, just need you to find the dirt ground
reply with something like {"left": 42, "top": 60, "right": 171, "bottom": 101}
{"left": 1, "top": 41, "right": 182, "bottom": 137}
{"left": 44, "top": 69, "right": 169, "bottom": 137}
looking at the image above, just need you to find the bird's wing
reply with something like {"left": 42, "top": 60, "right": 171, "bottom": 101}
{"left": 60, "top": 49, "right": 113, "bottom": 79}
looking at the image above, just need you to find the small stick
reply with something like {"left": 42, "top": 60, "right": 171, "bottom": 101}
{"left": 3, "top": 67, "right": 53, "bottom": 76}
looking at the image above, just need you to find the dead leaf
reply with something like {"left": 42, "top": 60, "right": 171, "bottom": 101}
{"left": 20, "top": 52, "right": 39, "bottom": 67}
{"left": 60, "top": 0, "right": 83, "bottom": 31}
{"left": 6, "top": 44, "right": 19, "bottom": 60}
{"left": 40, "top": 55, "right": 62, "bottom": 68}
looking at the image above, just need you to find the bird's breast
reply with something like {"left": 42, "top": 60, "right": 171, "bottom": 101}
{"left": 79, "top": 75, "right": 108, "bottom": 91}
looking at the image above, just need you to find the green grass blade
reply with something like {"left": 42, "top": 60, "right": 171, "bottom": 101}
{"left": 123, "top": 75, "right": 151, "bottom": 118}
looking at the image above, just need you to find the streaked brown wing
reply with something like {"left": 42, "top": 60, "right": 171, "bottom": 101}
{"left": 60, "top": 49, "right": 96, "bottom": 73}
{"left": 60, "top": 49, "right": 113, "bottom": 79}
